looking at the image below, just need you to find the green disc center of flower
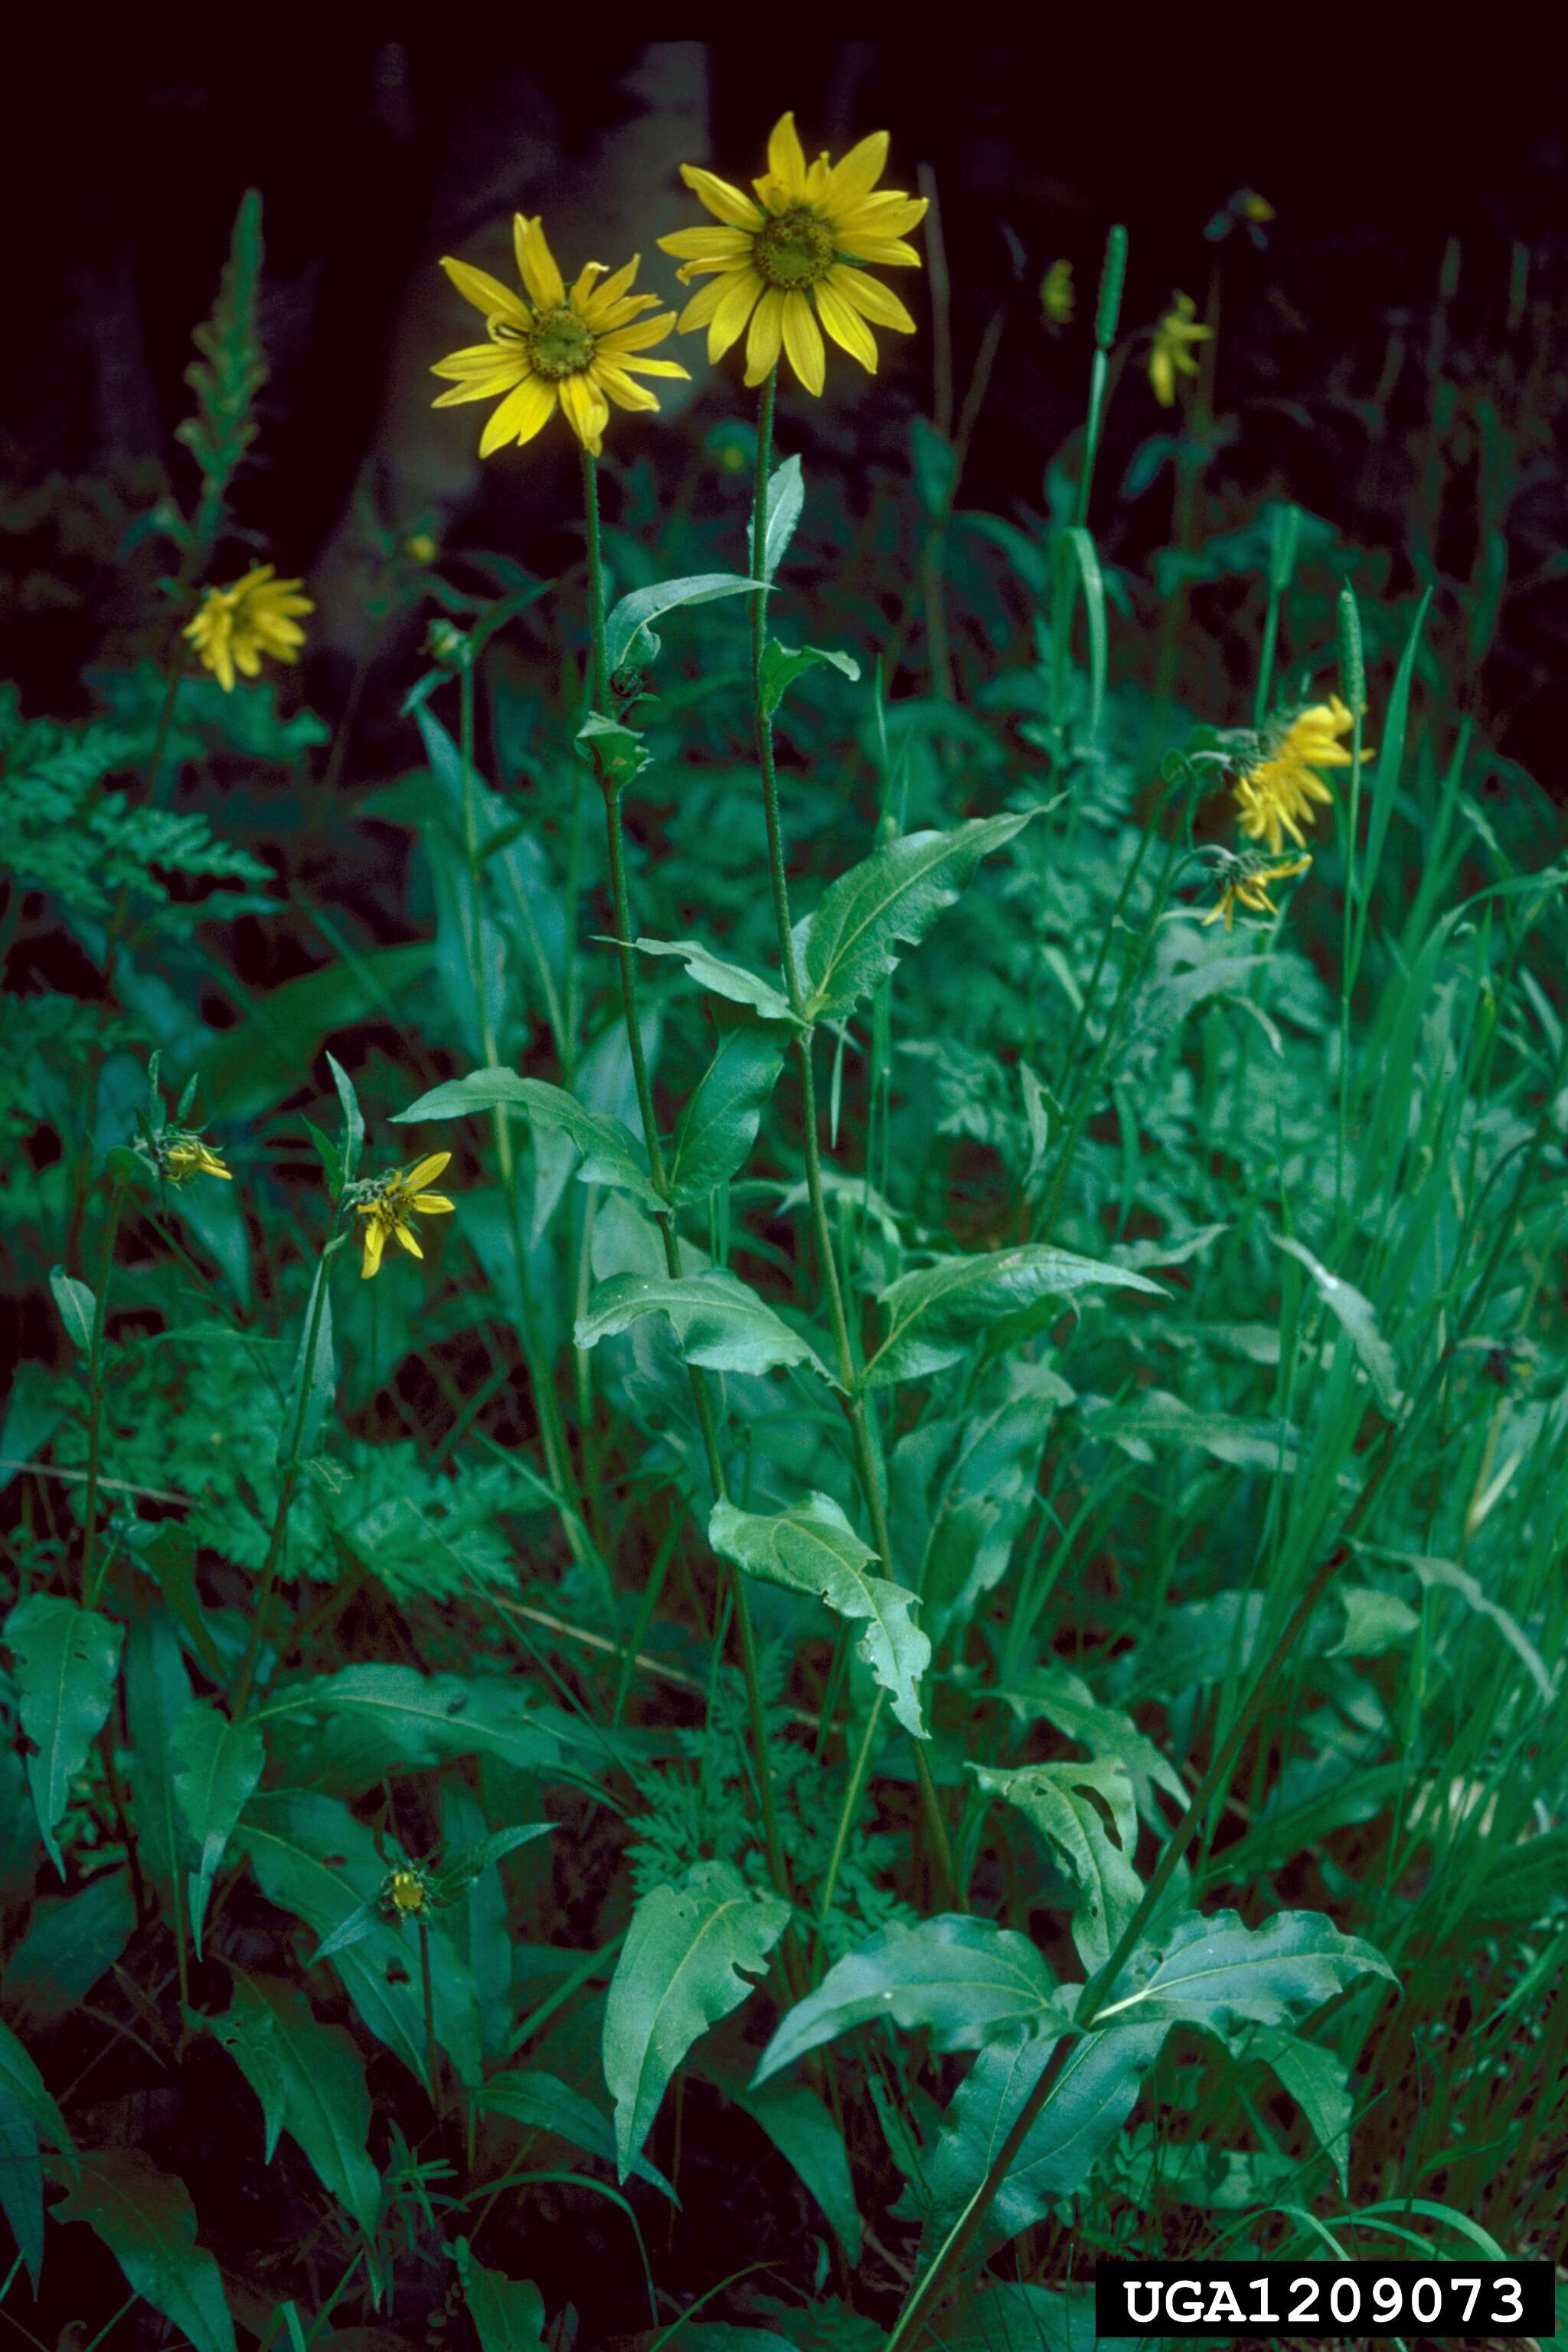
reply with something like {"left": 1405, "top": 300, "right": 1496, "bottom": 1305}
{"left": 528, "top": 308, "right": 595, "bottom": 379}
{"left": 755, "top": 209, "right": 835, "bottom": 288}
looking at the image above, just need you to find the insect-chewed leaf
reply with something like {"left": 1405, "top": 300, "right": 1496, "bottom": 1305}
{"left": 1096, "top": 1906, "right": 1396, "bottom": 2033}
{"left": 710, "top": 1494, "right": 929, "bottom": 1738}
{"left": 791, "top": 814, "right": 1031, "bottom": 1021}
{"left": 633, "top": 936, "right": 796, "bottom": 1024}
{"left": 670, "top": 1025, "right": 787, "bottom": 1206}
{"left": 603, "top": 572, "right": 764, "bottom": 673}
{"left": 971, "top": 1761, "right": 1143, "bottom": 1972}
{"left": 393, "top": 1070, "right": 661, "bottom": 1210}
{"left": 865, "top": 1245, "right": 1165, "bottom": 1387}
{"left": 4, "top": 1595, "right": 122, "bottom": 1877}
{"left": 171, "top": 1700, "right": 266, "bottom": 1958}
{"left": 603, "top": 1860, "right": 790, "bottom": 2180}
{"left": 920, "top": 2019, "right": 1166, "bottom": 2267}
{"left": 577, "top": 1269, "right": 838, "bottom": 1385}
{"left": 992, "top": 1661, "right": 1187, "bottom": 1827}
{"left": 49, "top": 2149, "right": 237, "bottom": 2352}
{"left": 198, "top": 1969, "right": 380, "bottom": 2236}
{"left": 753, "top": 1913, "right": 1057, "bottom": 2086}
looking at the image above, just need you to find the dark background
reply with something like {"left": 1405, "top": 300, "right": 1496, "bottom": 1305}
{"left": 4, "top": 33, "right": 1564, "bottom": 778}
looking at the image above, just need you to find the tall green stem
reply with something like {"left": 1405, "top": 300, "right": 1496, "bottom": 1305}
{"left": 749, "top": 375, "right": 959, "bottom": 1911}
{"left": 580, "top": 448, "right": 797, "bottom": 1948}
{"left": 80, "top": 1178, "right": 126, "bottom": 1608}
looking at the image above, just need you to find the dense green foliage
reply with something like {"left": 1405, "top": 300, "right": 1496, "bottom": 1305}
{"left": 2, "top": 178, "right": 1566, "bottom": 2352}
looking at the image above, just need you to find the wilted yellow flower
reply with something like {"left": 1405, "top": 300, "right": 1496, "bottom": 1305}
{"left": 1202, "top": 851, "right": 1312, "bottom": 930}
{"left": 1148, "top": 292, "right": 1212, "bottom": 407}
{"left": 183, "top": 567, "right": 313, "bottom": 694}
{"left": 1236, "top": 697, "right": 1376, "bottom": 855}
{"left": 658, "top": 111, "right": 927, "bottom": 395}
{"left": 433, "top": 220, "right": 687, "bottom": 459}
{"left": 354, "top": 1152, "right": 456, "bottom": 1281}
{"left": 162, "top": 1135, "right": 231, "bottom": 1184}
{"left": 1040, "top": 259, "right": 1075, "bottom": 326}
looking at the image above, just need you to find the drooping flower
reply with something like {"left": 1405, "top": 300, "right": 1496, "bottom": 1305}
{"left": 1201, "top": 851, "right": 1312, "bottom": 930}
{"left": 1148, "top": 291, "right": 1212, "bottom": 407}
{"left": 183, "top": 566, "right": 313, "bottom": 694}
{"left": 1040, "top": 259, "right": 1075, "bottom": 327}
{"left": 658, "top": 111, "right": 927, "bottom": 395}
{"left": 160, "top": 1133, "right": 231, "bottom": 1184}
{"left": 432, "top": 217, "right": 688, "bottom": 459}
{"left": 353, "top": 1152, "right": 456, "bottom": 1281}
{"left": 1235, "top": 697, "right": 1376, "bottom": 855}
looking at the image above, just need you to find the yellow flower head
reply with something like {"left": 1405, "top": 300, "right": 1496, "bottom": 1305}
{"left": 403, "top": 531, "right": 437, "bottom": 564}
{"left": 387, "top": 1867, "right": 428, "bottom": 1916}
{"left": 1148, "top": 291, "right": 1212, "bottom": 407}
{"left": 161, "top": 1135, "right": 231, "bottom": 1185}
{"left": 1235, "top": 696, "right": 1377, "bottom": 855}
{"left": 432, "top": 219, "right": 688, "bottom": 459}
{"left": 182, "top": 566, "right": 313, "bottom": 694}
{"left": 353, "top": 1152, "right": 456, "bottom": 1281}
{"left": 1201, "top": 851, "right": 1312, "bottom": 931}
{"left": 658, "top": 111, "right": 927, "bottom": 395}
{"left": 1239, "top": 190, "right": 1276, "bottom": 225}
{"left": 1040, "top": 259, "right": 1075, "bottom": 327}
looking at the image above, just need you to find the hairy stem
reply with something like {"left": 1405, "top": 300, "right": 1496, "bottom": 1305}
{"left": 80, "top": 1178, "right": 126, "bottom": 1609}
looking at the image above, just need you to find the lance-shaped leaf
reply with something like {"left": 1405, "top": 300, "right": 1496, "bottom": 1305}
{"left": 172, "top": 1701, "right": 266, "bottom": 1957}
{"left": 920, "top": 2018, "right": 1166, "bottom": 2266}
{"left": 477, "top": 2068, "right": 675, "bottom": 2201}
{"left": 603, "top": 571, "right": 765, "bottom": 673}
{"left": 865, "top": 1245, "right": 1165, "bottom": 1388}
{"left": 4, "top": 1595, "right": 122, "bottom": 1876}
{"left": 603, "top": 1860, "right": 790, "bottom": 2180}
{"left": 1231, "top": 2024, "right": 1355, "bottom": 2194}
{"left": 1096, "top": 1907, "right": 1396, "bottom": 2033}
{"left": 430, "top": 1823, "right": 554, "bottom": 1905}
{"left": 452, "top": 2236, "right": 548, "bottom": 2352}
{"left": 50, "top": 2150, "right": 237, "bottom": 2352}
{"left": 760, "top": 641, "right": 861, "bottom": 723}
{"left": 258, "top": 1662, "right": 562, "bottom": 1792}
{"left": 633, "top": 936, "right": 797, "bottom": 1024}
{"left": 670, "top": 1025, "right": 787, "bottom": 1206}
{"left": 1275, "top": 1233, "right": 1403, "bottom": 1413}
{"left": 719, "top": 2074, "right": 861, "bottom": 2264}
{"left": 394, "top": 1070, "right": 661, "bottom": 1210}
{"left": 0, "top": 2015, "right": 74, "bottom": 2292}
{"left": 198, "top": 1970, "right": 381, "bottom": 2238}
{"left": 577, "top": 1269, "right": 838, "bottom": 1385}
{"left": 753, "top": 1914, "right": 1057, "bottom": 2086}
{"left": 47, "top": 1268, "right": 96, "bottom": 1357}
{"left": 753, "top": 452, "right": 804, "bottom": 578}
{"left": 122, "top": 1592, "right": 194, "bottom": 1907}
{"left": 276, "top": 1253, "right": 335, "bottom": 1468}
{"left": 993, "top": 1662, "right": 1187, "bottom": 1828}
{"left": 792, "top": 814, "right": 1031, "bottom": 1021}
{"left": 710, "top": 1494, "right": 930, "bottom": 1738}
{"left": 972, "top": 1761, "right": 1144, "bottom": 1972}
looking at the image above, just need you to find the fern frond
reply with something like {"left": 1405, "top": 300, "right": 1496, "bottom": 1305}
{"left": 173, "top": 188, "right": 267, "bottom": 552}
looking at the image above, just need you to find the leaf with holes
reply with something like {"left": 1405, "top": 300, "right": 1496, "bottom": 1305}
{"left": 972, "top": 1760, "right": 1144, "bottom": 1972}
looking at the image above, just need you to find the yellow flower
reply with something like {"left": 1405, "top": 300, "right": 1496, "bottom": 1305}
{"left": 658, "top": 110, "right": 927, "bottom": 395}
{"left": 182, "top": 566, "right": 314, "bottom": 694}
{"left": 1239, "top": 191, "right": 1276, "bottom": 224}
{"left": 1235, "top": 697, "right": 1377, "bottom": 855}
{"left": 387, "top": 1868, "right": 428, "bottom": 1916}
{"left": 1148, "top": 292, "right": 1212, "bottom": 407}
{"left": 1040, "top": 259, "right": 1075, "bottom": 326}
{"left": 353, "top": 1152, "right": 456, "bottom": 1281}
{"left": 403, "top": 531, "right": 437, "bottom": 564}
{"left": 1201, "top": 851, "right": 1312, "bottom": 930}
{"left": 431, "top": 217, "right": 688, "bottom": 459}
{"left": 162, "top": 1136, "right": 231, "bottom": 1184}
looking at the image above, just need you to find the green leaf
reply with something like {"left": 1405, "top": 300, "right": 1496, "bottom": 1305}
{"left": 792, "top": 815, "right": 1031, "bottom": 1021}
{"left": 577, "top": 1269, "right": 838, "bottom": 1385}
{"left": 4, "top": 1595, "right": 122, "bottom": 1876}
{"left": 325, "top": 1049, "right": 364, "bottom": 1185}
{"left": 452, "top": 2236, "right": 548, "bottom": 2352}
{"left": 576, "top": 710, "right": 651, "bottom": 789}
{"left": 920, "top": 2020, "right": 1165, "bottom": 2265}
{"left": 603, "top": 1860, "right": 790, "bottom": 2180}
{"left": 199, "top": 1969, "right": 381, "bottom": 2236}
{"left": 753, "top": 1914, "right": 1056, "bottom": 2086}
{"left": 1274, "top": 1235, "right": 1402, "bottom": 1413}
{"left": 258, "top": 1663, "right": 560, "bottom": 1792}
{"left": 603, "top": 573, "right": 764, "bottom": 673}
{"left": 122, "top": 1592, "right": 194, "bottom": 1905}
{"left": 753, "top": 452, "right": 805, "bottom": 577}
{"left": 726, "top": 2078, "right": 861, "bottom": 2265}
{"left": 0, "top": 2016, "right": 73, "bottom": 2292}
{"left": 670, "top": 1026, "right": 787, "bottom": 1206}
{"left": 910, "top": 417, "right": 959, "bottom": 518}
{"left": 972, "top": 1762, "right": 1143, "bottom": 1972}
{"left": 277, "top": 1253, "right": 336, "bottom": 1468}
{"left": 0, "top": 2017, "right": 71, "bottom": 2158}
{"left": 1081, "top": 1388, "right": 1298, "bottom": 1474}
{"left": 50, "top": 2149, "right": 237, "bottom": 2352}
{"left": 172, "top": 1700, "right": 266, "bottom": 1958}
{"left": 865, "top": 1246, "right": 1165, "bottom": 1388}
{"left": 710, "top": 1494, "right": 930, "bottom": 1739}
{"left": 1098, "top": 1907, "right": 1396, "bottom": 2031}
{"left": 760, "top": 641, "right": 861, "bottom": 724}
{"left": 477, "top": 2067, "right": 676, "bottom": 2200}
{"left": 194, "top": 945, "right": 433, "bottom": 1122}
{"left": 1, "top": 1873, "right": 136, "bottom": 2024}
{"left": 1357, "top": 586, "right": 1432, "bottom": 947}
{"left": 47, "top": 1267, "right": 96, "bottom": 1357}
{"left": 992, "top": 1663, "right": 1187, "bottom": 1827}
{"left": 1063, "top": 526, "right": 1108, "bottom": 739}
{"left": 430, "top": 1823, "right": 554, "bottom": 1904}
{"left": 394, "top": 1069, "right": 661, "bottom": 1210}
{"left": 1234, "top": 2024, "right": 1354, "bottom": 2194}
{"left": 633, "top": 937, "right": 797, "bottom": 1024}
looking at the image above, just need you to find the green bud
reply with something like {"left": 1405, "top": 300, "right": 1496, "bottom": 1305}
{"left": 1337, "top": 583, "right": 1366, "bottom": 716}
{"left": 1094, "top": 224, "right": 1128, "bottom": 352}
{"left": 1269, "top": 504, "right": 1301, "bottom": 596}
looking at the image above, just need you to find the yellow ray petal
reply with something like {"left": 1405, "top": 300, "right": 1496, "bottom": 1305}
{"left": 814, "top": 276, "right": 879, "bottom": 372}
{"left": 514, "top": 215, "right": 565, "bottom": 309}
{"left": 679, "top": 165, "right": 765, "bottom": 230}
{"left": 609, "top": 353, "right": 690, "bottom": 378}
{"left": 479, "top": 374, "right": 557, "bottom": 456}
{"left": 766, "top": 111, "right": 808, "bottom": 201}
{"left": 361, "top": 1219, "right": 387, "bottom": 1279}
{"left": 707, "top": 270, "right": 765, "bottom": 361}
{"left": 579, "top": 255, "right": 643, "bottom": 320}
{"left": 558, "top": 371, "right": 609, "bottom": 454}
{"left": 781, "top": 289, "right": 825, "bottom": 395}
{"left": 394, "top": 1222, "right": 424, "bottom": 1259}
{"left": 826, "top": 266, "right": 916, "bottom": 333}
{"left": 743, "top": 287, "right": 786, "bottom": 385}
{"left": 596, "top": 311, "right": 680, "bottom": 354}
{"left": 833, "top": 192, "right": 928, "bottom": 240}
{"left": 657, "top": 226, "right": 753, "bottom": 264}
{"left": 823, "top": 129, "right": 890, "bottom": 211}
{"left": 593, "top": 363, "right": 662, "bottom": 412}
{"left": 834, "top": 235, "right": 923, "bottom": 270}
{"left": 569, "top": 260, "right": 608, "bottom": 309}
{"left": 410, "top": 1193, "right": 455, "bottom": 1214}
{"left": 405, "top": 1153, "right": 452, "bottom": 1190}
{"left": 441, "top": 256, "right": 530, "bottom": 330}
